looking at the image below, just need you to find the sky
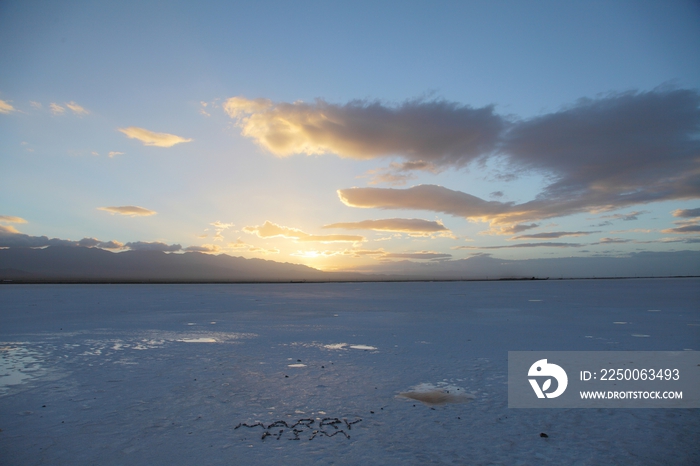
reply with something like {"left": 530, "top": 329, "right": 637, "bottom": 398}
{"left": 1, "top": 0, "right": 700, "bottom": 274}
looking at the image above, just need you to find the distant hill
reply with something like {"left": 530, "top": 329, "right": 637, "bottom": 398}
{"left": 2, "top": 246, "right": 698, "bottom": 283}
{"left": 0, "top": 247, "right": 367, "bottom": 283}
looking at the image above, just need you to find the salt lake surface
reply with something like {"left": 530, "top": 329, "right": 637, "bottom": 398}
{"left": 1, "top": 279, "right": 699, "bottom": 465}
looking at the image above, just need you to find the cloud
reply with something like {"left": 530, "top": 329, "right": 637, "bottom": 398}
{"left": 599, "top": 211, "right": 649, "bottom": 222}
{"left": 207, "top": 221, "right": 234, "bottom": 241}
{"left": 184, "top": 244, "right": 221, "bottom": 253}
{"left": 297, "top": 235, "right": 364, "bottom": 243}
{"left": 224, "top": 96, "right": 504, "bottom": 165}
{"left": 322, "top": 218, "right": 448, "bottom": 234}
{"left": 98, "top": 206, "right": 157, "bottom": 217}
{"left": 243, "top": 221, "right": 305, "bottom": 239}
{"left": 0, "top": 99, "right": 16, "bottom": 114}
{"left": 672, "top": 208, "right": 700, "bottom": 218}
{"left": 237, "top": 88, "right": 698, "bottom": 227}
{"left": 365, "top": 161, "right": 441, "bottom": 186}
{"left": 246, "top": 246, "right": 279, "bottom": 254}
{"left": 66, "top": 101, "right": 89, "bottom": 115}
{"left": 662, "top": 224, "right": 700, "bottom": 234}
{"left": 228, "top": 238, "right": 279, "bottom": 254}
{"left": 118, "top": 127, "right": 192, "bottom": 147}
{"left": 0, "top": 215, "right": 28, "bottom": 224}
{"left": 0, "top": 225, "right": 122, "bottom": 249}
{"left": 30, "top": 101, "right": 42, "bottom": 109}
{"left": 338, "top": 185, "right": 511, "bottom": 222}
{"left": 609, "top": 228, "right": 654, "bottom": 234}
{"left": 496, "top": 89, "right": 700, "bottom": 221}
{"left": 483, "top": 223, "right": 540, "bottom": 235}
{"left": 124, "top": 241, "right": 181, "bottom": 252}
{"left": 337, "top": 181, "right": 664, "bottom": 226}
{"left": 383, "top": 251, "right": 452, "bottom": 261}
{"left": 228, "top": 239, "right": 247, "bottom": 249}
{"left": 108, "top": 151, "right": 124, "bottom": 158}
{"left": 50, "top": 103, "right": 65, "bottom": 115}
{"left": 243, "top": 221, "right": 364, "bottom": 243}
{"left": 291, "top": 249, "right": 344, "bottom": 258}
{"left": 454, "top": 242, "right": 584, "bottom": 250}
{"left": 199, "top": 101, "right": 211, "bottom": 117}
{"left": 596, "top": 237, "right": 632, "bottom": 244}
{"left": 0, "top": 224, "right": 21, "bottom": 235}
{"left": 339, "top": 247, "right": 451, "bottom": 261}
{"left": 511, "top": 231, "right": 599, "bottom": 240}
{"left": 77, "top": 238, "right": 124, "bottom": 249}
{"left": 342, "top": 248, "right": 387, "bottom": 257}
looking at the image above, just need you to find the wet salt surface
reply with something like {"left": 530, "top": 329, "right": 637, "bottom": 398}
{"left": 0, "top": 279, "right": 699, "bottom": 465}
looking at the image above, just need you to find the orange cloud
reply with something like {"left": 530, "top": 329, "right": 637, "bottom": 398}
{"left": 97, "top": 206, "right": 157, "bottom": 217}
{"left": 322, "top": 218, "right": 448, "bottom": 234}
{"left": 50, "top": 103, "right": 65, "bottom": 115}
{"left": 66, "top": 101, "right": 89, "bottom": 115}
{"left": 118, "top": 127, "right": 192, "bottom": 147}
{"left": 0, "top": 99, "right": 16, "bottom": 114}
{"left": 0, "top": 215, "right": 28, "bottom": 224}
{"left": 243, "top": 221, "right": 364, "bottom": 243}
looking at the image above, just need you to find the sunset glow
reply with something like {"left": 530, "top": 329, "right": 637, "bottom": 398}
{"left": 1, "top": 1, "right": 699, "bottom": 277}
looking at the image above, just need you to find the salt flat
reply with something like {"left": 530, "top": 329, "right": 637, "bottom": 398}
{"left": 1, "top": 279, "right": 698, "bottom": 465}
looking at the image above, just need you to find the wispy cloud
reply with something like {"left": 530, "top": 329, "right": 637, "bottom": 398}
{"left": 243, "top": 220, "right": 364, "bottom": 243}
{"left": 340, "top": 247, "right": 451, "bottom": 261}
{"left": 483, "top": 223, "right": 540, "bottom": 235}
{"left": 50, "top": 103, "right": 65, "bottom": 115}
{"left": 184, "top": 244, "right": 221, "bottom": 253}
{"left": 511, "top": 231, "right": 599, "bottom": 240}
{"left": 454, "top": 242, "right": 584, "bottom": 250}
{"left": 97, "top": 206, "right": 157, "bottom": 217}
{"left": 0, "top": 215, "right": 28, "bottom": 224}
{"left": 199, "top": 101, "right": 211, "bottom": 117}
{"left": 342, "top": 248, "right": 387, "bottom": 257}
{"left": 108, "top": 151, "right": 124, "bottom": 158}
{"left": 599, "top": 211, "right": 649, "bottom": 222}
{"left": 322, "top": 218, "right": 448, "bottom": 234}
{"left": 609, "top": 228, "right": 654, "bottom": 234}
{"left": 228, "top": 238, "right": 279, "bottom": 254}
{"left": 596, "top": 237, "right": 632, "bottom": 244}
{"left": 118, "top": 127, "right": 192, "bottom": 147}
{"left": 66, "top": 101, "right": 89, "bottom": 115}
{"left": 383, "top": 251, "right": 452, "bottom": 260}
{"left": 124, "top": 241, "right": 181, "bottom": 252}
{"left": 0, "top": 99, "right": 16, "bottom": 114}
{"left": 210, "top": 221, "right": 234, "bottom": 241}
{"left": 364, "top": 161, "right": 441, "bottom": 186}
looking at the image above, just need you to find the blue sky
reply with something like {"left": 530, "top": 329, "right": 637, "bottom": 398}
{"left": 1, "top": 0, "right": 699, "bottom": 273}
